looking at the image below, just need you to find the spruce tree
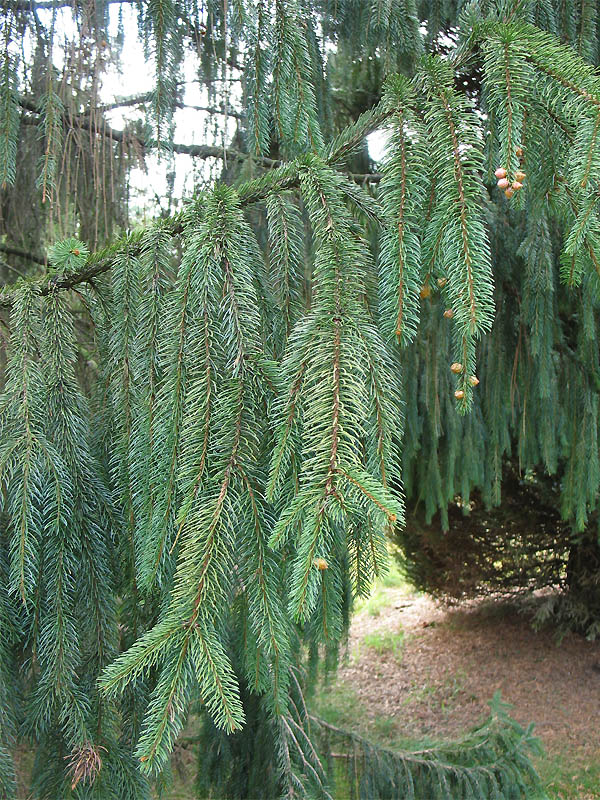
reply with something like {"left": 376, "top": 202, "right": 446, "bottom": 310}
{"left": 0, "top": 0, "right": 599, "bottom": 797}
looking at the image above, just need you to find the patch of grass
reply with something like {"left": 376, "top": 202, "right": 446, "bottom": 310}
{"left": 360, "top": 628, "right": 405, "bottom": 661}
{"left": 353, "top": 562, "right": 414, "bottom": 617}
{"left": 379, "top": 558, "right": 410, "bottom": 589}
{"left": 311, "top": 681, "right": 364, "bottom": 732}
{"left": 536, "top": 752, "right": 600, "bottom": 799}
{"left": 354, "top": 587, "right": 392, "bottom": 617}
{"left": 400, "top": 669, "right": 470, "bottom": 714}
{"left": 311, "top": 680, "right": 445, "bottom": 751}
{"left": 370, "top": 714, "right": 402, "bottom": 745}
{"left": 354, "top": 586, "right": 391, "bottom": 616}
{"left": 311, "top": 680, "right": 408, "bottom": 751}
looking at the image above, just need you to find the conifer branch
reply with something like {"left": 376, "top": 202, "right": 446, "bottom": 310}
{"left": 579, "top": 111, "right": 600, "bottom": 188}
{"left": 0, "top": 54, "right": 19, "bottom": 190}
{"left": 1, "top": 105, "right": 388, "bottom": 307}
{"left": 378, "top": 75, "right": 425, "bottom": 346}
{"left": 267, "top": 361, "right": 307, "bottom": 501}
{"left": 529, "top": 57, "right": 600, "bottom": 109}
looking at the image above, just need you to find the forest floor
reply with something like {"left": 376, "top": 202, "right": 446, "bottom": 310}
{"left": 312, "top": 568, "right": 600, "bottom": 799}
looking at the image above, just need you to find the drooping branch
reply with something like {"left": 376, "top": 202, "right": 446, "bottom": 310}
{"left": 0, "top": 101, "right": 391, "bottom": 307}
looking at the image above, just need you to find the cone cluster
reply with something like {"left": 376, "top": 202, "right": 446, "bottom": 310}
{"left": 494, "top": 158, "right": 526, "bottom": 199}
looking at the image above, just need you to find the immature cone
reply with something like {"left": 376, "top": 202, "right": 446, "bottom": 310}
{"left": 515, "top": 170, "right": 526, "bottom": 182}
{"left": 314, "top": 558, "right": 328, "bottom": 571}
{"left": 420, "top": 284, "right": 431, "bottom": 299}
{"left": 494, "top": 167, "right": 507, "bottom": 179}
{"left": 516, "top": 146, "right": 524, "bottom": 157}
{"left": 504, "top": 187, "right": 515, "bottom": 199}
{"left": 497, "top": 178, "right": 510, "bottom": 190}
{"left": 450, "top": 362, "right": 463, "bottom": 374}
{"left": 512, "top": 181, "right": 523, "bottom": 190}
{"left": 469, "top": 375, "right": 480, "bottom": 386}
{"left": 443, "top": 308, "right": 454, "bottom": 319}
{"left": 454, "top": 390, "right": 465, "bottom": 400}
{"left": 437, "top": 277, "right": 447, "bottom": 288}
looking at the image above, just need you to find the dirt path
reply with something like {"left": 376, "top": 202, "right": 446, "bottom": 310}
{"left": 336, "top": 589, "right": 600, "bottom": 764}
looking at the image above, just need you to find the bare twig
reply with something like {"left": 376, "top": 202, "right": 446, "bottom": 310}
{"left": 0, "top": 243, "right": 46, "bottom": 266}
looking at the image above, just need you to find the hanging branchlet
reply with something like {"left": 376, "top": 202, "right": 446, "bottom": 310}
{"left": 36, "top": 88, "right": 64, "bottom": 204}
{"left": 138, "top": 207, "right": 208, "bottom": 594}
{"left": 108, "top": 245, "right": 142, "bottom": 569}
{"left": 24, "top": 289, "right": 117, "bottom": 765}
{"left": 482, "top": 25, "right": 533, "bottom": 183}
{"left": 418, "top": 56, "right": 494, "bottom": 411}
{"left": 0, "top": 284, "right": 51, "bottom": 606}
{"left": 146, "top": 0, "right": 181, "bottom": 150}
{"left": 130, "top": 224, "right": 173, "bottom": 592}
{"left": 272, "top": 0, "right": 324, "bottom": 156}
{"left": 0, "top": 512, "right": 17, "bottom": 796}
{"left": 268, "top": 156, "right": 403, "bottom": 626}
{"left": 0, "top": 53, "right": 19, "bottom": 189}
{"left": 518, "top": 215, "right": 560, "bottom": 473}
{"left": 245, "top": 0, "right": 272, "bottom": 156}
{"left": 266, "top": 192, "right": 305, "bottom": 347}
{"left": 366, "top": 0, "right": 423, "bottom": 71}
{"left": 575, "top": 0, "right": 598, "bottom": 64}
{"left": 378, "top": 74, "right": 427, "bottom": 346}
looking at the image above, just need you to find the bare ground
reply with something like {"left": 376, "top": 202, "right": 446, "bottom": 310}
{"left": 335, "top": 589, "right": 600, "bottom": 766}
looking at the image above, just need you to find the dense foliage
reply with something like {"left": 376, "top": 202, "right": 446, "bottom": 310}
{"left": 1, "top": 0, "right": 600, "bottom": 797}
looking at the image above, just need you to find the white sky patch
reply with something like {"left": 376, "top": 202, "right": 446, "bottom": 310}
{"left": 20, "top": 5, "right": 385, "bottom": 215}
{"left": 98, "top": 6, "right": 240, "bottom": 215}
{"left": 368, "top": 130, "right": 391, "bottom": 164}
